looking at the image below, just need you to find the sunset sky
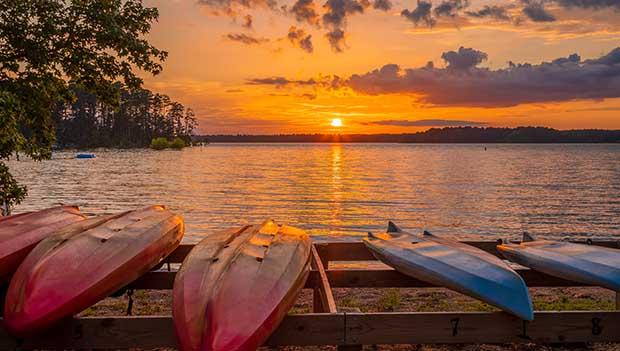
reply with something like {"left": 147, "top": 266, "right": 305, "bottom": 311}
{"left": 141, "top": 0, "right": 620, "bottom": 134}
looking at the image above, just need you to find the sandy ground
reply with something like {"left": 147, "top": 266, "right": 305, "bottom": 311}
{"left": 79, "top": 286, "right": 619, "bottom": 351}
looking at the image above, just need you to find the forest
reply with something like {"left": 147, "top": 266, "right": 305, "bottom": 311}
{"left": 202, "top": 127, "right": 620, "bottom": 143}
{"left": 53, "top": 86, "right": 197, "bottom": 149}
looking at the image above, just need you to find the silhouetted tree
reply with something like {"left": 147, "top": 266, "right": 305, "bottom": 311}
{"left": 53, "top": 87, "right": 197, "bottom": 148}
{"left": 0, "top": 0, "right": 167, "bottom": 214}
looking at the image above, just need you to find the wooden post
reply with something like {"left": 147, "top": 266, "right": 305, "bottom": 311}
{"left": 315, "top": 243, "right": 329, "bottom": 269}
{"left": 311, "top": 244, "right": 337, "bottom": 314}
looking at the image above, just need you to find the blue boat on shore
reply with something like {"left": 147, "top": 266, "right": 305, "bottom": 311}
{"left": 76, "top": 153, "right": 96, "bottom": 159}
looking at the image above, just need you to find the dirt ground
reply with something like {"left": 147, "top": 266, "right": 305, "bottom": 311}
{"left": 79, "top": 286, "right": 619, "bottom": 351}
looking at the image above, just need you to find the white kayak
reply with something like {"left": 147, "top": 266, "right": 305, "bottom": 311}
{"left": 364, "top": 222, "right": 533, "bottom": 320}
{"left": 498, "top": 233, "right": 620, "bottom": 291}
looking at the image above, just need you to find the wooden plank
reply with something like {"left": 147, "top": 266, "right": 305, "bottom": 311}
{"left": 267, "top": 313, "right": 344, "bottom": 346}
{"left": 315, "top": 243, "right": 330, "bottom": 268}
{"left": 311, "top": 245, "right": 337, "bottom": 313}
{"left": 165, "top": 241, "right": 620, "bottom": 264}
{"left": 324, "top": 241, "right": 620, "bottom": 262}
{"left": 2, "top": 312, "right": 619, "bottom": 348}
{"left": 0, "top": 314, "right": 345, "bottom": 349}
{"left": 346, "top": 311, "right": 620, "bottom": 345}
{"left": 128, "top": 267, "right": 598, "bottom": 290}
{"left": 165, "top": 244, "right": 194, "bottom": 263}
{"left": 128, "top": 271, "right": 176, "bottom": 290}
{"left": 0, "top": 316, "right": 177, "bottom": 349}
{"left": 325, "top": 269, "right": 585, "bottom": 288}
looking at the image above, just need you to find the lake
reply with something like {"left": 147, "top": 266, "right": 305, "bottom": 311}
{"left": 7, "top": 144, "right": 620, "bottom": 243}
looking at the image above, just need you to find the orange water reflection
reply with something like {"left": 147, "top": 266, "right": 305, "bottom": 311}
{"left": 7, "top": 144, "right": 620, "bottom": 242}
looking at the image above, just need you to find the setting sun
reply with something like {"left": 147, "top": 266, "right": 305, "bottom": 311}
{"left": 331, "top": 118, "right": 343, "bottom": 128}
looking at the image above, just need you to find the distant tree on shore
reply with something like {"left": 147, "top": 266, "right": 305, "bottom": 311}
{"left": 0, "top": 0, "right": 167, "bottom": 214}
{"left": 53, "top": 86, "right": 197, "bottom": 148}
{"left": 202, "top": 127, "right": 620, "bottom": 143}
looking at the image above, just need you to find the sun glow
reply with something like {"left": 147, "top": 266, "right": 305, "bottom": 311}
{"left": 331, "top": 118, "right": 343, "bottom": 127}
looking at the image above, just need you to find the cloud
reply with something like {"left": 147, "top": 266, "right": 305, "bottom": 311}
{"left": 586, "top": 47, "right": 620, "bottom": 65}
{"left": 242, "top": 14, "right": 253, "bottom": 28}
{"left": 465, "top": 5, "right": 511, "bottom": 21}
{"left": 322, "top": 0, "right": 368, "bottom": 28}
{"left": 434, "top": 0, "right": 469, "bottom": 18}
{"left": 373, "top": 0, "right": 392, "bottom": 11}
{"left": 246, "top": 77, "right": 317, "bottom": 86}
{"left": 339, "top": 46, "right": 620, "bottom": 107}
{"left": 287, "top": 27, "right": 314, "bottom": 53}
{"left": 362, "top": 119, "right": 488, "bottom": 127}
{"left": 522, "top": 0, "right": 556, "bottom": 22}
{"left": 554, "top": 0, "right": 620, "bottom": 9}
{"left": 326, "top": 28, "right": 347, "bottom": 52}
{"left": 300, "top": 93, "right": 317, "bottom": 99}
{"left": 401, "top": 0, "right": 436, "bottom": 27}
{"left": 320, "top": 0, "right": 369, "bottom": 51}
{"left": 290, "top": 0, "right": 321, "bottom": 25}
{"left": 198, "top": 0, "right": 277, "bottom": 17}
{"left": 441, "top": 47, "right": 488, "bottom": 70}
{"left": 224, "top": 33, "right": 269, "bottom": 45}
{"left": 225, "top": 89, "right": 245, "bottom": 93}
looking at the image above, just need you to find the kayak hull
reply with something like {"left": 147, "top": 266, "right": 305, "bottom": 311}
{"left": 4, "top": 205, "right": 184, "bottom": 336}
{"left": 498, "top": 240, "right": 620, "bottom": 291}
{"left": 173, "top": 221, "right": 311, "bottom": 351}
{"left": 0, "top": 206, "right": 85, "bottom": 282}
{"left": 364, "top": 225, "right": 533, "bottom": 321}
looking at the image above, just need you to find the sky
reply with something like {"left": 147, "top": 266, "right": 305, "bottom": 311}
{"left": 141, "top": 0, "right": 620, "bottom": 134}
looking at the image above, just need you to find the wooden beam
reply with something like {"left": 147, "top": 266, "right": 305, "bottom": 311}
{"left": 127, "top": 267, "right": 595, "bottom": 290}
{"left": 324, "top": 269, "right": 585, "bottom": 288}
{"left": 0, "top": 314, "right": 346, "bottom": 349}
{"left": 2, "top": 312, "right": 619, "bottom": 348}
{"left": 311, "top": 245, "right": 337, "bottom": 313}
{"left": 164, "top": 240, "right": 620, "bottom": 264}
{"left": 345, "top": 311, "right": 620, "bottom": 345}
{"left": 322, "top": 241, "right": 620, "bottom": 262}
{"left": 164, "top": 244, "right": 194, "bottom": 263}
{"left": 268, "top": 313, "right": 344, "bottom": 346}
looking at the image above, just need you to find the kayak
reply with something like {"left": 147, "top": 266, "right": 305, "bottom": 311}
{"left": 4, "top": 205, "right": 184, "bottom": 336}
{"left": 173, "top": 220, "right": 311, "bottom": 351}
{"left": 0, "top": 206, "right": 85, "bottom": 282}
{"left": 498, "top": 233, "right": 620, "bottom": 291}
{"left": 76, "top": 153, "right": 96, "bottom": 159}
{"left": 364, "top": 222, "right": 533, "bottom": 321}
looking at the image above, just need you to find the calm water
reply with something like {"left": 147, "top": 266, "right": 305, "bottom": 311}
{"left": 7, "top": 144, "right": 620, "bottom": 243}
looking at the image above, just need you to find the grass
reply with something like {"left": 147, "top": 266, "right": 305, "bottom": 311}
{"left": 534, "top": 296, "right": 614, "bottom": 311}
{"left": 169, "top": 137, "right": 186, "bottom": 149}
{"left": 150, "top": 137, "right": 170, "bottom": 150}
{"left": 378, "top": 289, "right": 401, "bottom": 312}
{"left": 150, "top": 137, "right": 186, "bottom": 150}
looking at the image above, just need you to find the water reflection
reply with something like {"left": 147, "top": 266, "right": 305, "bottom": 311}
{"left": 6, "top": 144, "right": 620, "bottom": 242}
{"left": 330, "top": 144, "right": 343, "bottom": 233}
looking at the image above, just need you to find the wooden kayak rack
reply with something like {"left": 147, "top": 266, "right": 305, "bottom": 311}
{"left": 1, "top": 239, "right": 620, "bottom": 349}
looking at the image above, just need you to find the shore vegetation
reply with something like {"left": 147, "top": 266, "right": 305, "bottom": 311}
{"left": 0, "top": 0, "right": 168, "bottom": 214}
{"left": 150, "top": 137, "right": 187, "bottom": 150}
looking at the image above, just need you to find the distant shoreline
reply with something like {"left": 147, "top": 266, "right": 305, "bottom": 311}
{"left": 196, "top": 126, "right": 620, "bottom": 144}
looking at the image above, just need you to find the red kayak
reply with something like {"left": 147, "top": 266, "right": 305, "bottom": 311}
{"left": 4, "top": 205, "right": 184, "bottom": 336}
{"left": 173, "top": 221, "right": 311, "bottom": 351}
{"left": 0, "top": 206, "right": 85, "bottom": 282}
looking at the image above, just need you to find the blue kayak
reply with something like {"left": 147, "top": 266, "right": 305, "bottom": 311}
{"left": 76, "top": 153, "right": 96, "bottom": 159}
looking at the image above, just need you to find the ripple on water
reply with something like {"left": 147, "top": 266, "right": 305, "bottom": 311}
{"left": 6, "top": 143, "right": 620, "bottom": 243}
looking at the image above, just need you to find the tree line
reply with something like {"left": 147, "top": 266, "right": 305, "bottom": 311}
{"left": 202, "top": 127, "right": 620, "bottom": 143}
{"left": 1, "top": 0, "right": 170, "bottom": 214}
{"left": 53, "top": 86, "right": 197, "bottom": 149}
